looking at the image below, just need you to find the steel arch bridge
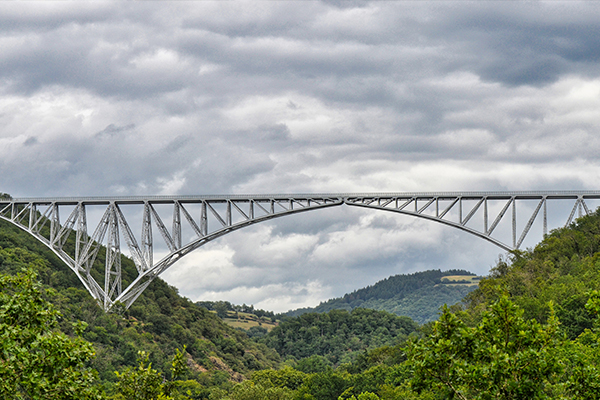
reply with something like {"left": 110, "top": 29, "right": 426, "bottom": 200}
{"left": 1, "top": 191, "right": 599, "bottom": 311}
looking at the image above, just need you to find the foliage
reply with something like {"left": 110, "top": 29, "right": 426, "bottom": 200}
{"left": 197, "top": 301, "right": 277, "bottom": 321}
{"left": 0, "top": 267, "right": 101, "bottom": 400}
{"left": 113, "top": 347, "right": 188, "bottom": 400}
{"left": 408, "top": 297, "right": 562, "bottom": 400}
{"left": 260, "top": 308, "right": 419, "bottom": 365}
{"left": 465, "top": 208, "right": 600, "bottom": 337}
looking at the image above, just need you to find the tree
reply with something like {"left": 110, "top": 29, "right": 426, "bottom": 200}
{"left": 113, "top": 347, "right": 188, "bottom": 400}
{"left": 223, "top": 380, "right": 294, "bottom": 400}
{"left": 215, "top": 301, "right": 230, "bottom": 319}
{"left": 408, "top": 296, "right": 562, "bottom": 400}
{"left": 562, "top": 291, "right": 600, "bottom": 400}
{"left": 0, "top": 268, "right": 101, "bottom": 399}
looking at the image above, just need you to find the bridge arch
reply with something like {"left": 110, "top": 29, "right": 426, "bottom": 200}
{"left": 1, "top": 191, "right": 598, "bottom": 311}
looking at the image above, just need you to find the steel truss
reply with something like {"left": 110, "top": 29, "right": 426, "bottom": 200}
{"left": 1, "top": 191, "right": 599, "bottom": 311}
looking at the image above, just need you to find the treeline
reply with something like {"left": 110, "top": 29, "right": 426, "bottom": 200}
{"left": 357, "top": 283, "right": 476, "bottom": 324}
{"left": 342, "top": 269, "right": 474, "bottom": 302}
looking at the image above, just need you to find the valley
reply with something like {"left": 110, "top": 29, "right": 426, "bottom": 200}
{"left": 3, "top": 209, "right": 600, "bottom": 399}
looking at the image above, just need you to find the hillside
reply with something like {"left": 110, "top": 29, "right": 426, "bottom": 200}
{"left": 465, "top": 208, "right": 600, "bottom": 339}
{"left": 287, "top": 269, "right": 480, "bottom": 324}
{"left": 0, "top": 219, "right": 280, "bottom": 395}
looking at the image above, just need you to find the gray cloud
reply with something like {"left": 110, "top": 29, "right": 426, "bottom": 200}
{"left": 1, "top": 1, "right": 600, "bottom": 310}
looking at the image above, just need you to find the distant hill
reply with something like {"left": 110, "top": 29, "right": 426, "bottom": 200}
{"left": 287, "top": 270, "right": 481, "bottom": 324}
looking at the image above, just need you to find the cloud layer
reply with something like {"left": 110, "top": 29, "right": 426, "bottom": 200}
{"left": 2, "top": 1, "right": 600, "bottom": 311}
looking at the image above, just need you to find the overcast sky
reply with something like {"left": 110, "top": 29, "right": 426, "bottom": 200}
{"left": 2, "top": 1, "right": 600, "bottom": 312}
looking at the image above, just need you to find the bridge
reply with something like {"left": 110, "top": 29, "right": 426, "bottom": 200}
{"left": 1, "top": 191, "right": 598, "bottom": 311}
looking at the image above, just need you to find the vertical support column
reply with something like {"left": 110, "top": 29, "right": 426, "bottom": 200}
{"left": 249, "top": 200, "right": 254, "bottom": 219}
{"left": 435, "top": 197, "right": 439, "bottom": 217}
{"left": 459, "top": 197, "right": 463, "bottom": 224}
{"left": 543, "top": 197, "right": 547, "bottom": 236}
{"left": 578, "top": 197, "right": 583, "bottom": 219}
{"left": 50, "top": 203, "right": 59, "bottom": 244}
{"left": 142, "top": 202, "right": 153, "bottom": 270}
{"left": 484, "top": 197, "right": 488, "bottom": 234}
{"left": 201, "top": 201, "right": 207, "bottom": 236}
{"left": 512, "top": 198, "right": 516, "bottom": 249}
{"left": 226, "top": 201, "right": 232, "bottom": 226}
{"left": 105, "top": 204, "right": 122, "bottom": 307}
{"left": 75, "top": 203, "right": 88, "bottom": 266}
{"left": 28, "top": 204, "right": 36, "bottom": 230}
{"left": 173, "top": 201, "right": 181, "bottom": 249}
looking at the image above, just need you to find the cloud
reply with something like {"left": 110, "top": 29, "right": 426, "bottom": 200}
{"left": 95, "top": 123, "right": 136, "bottom": 138}
{"left": 2, "top": 1, "right": 600, "bottom": 310}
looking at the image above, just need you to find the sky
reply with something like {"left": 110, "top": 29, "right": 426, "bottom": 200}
{"left": 2, "top": 1, "right": 600, "bottom": 312}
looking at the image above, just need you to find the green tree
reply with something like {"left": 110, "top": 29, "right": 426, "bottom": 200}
{"left": 295, "top": 355, "right": 333, "bottom": 374}
{"left": 251, "top": 366, "right": 307, "bottom": 390}
{"left": 346, "top": 393, "right": 380, "bottom": 400}
{"left": 0, "top": 268, "right": 101, "bottom": 399}
{"left": 215, "top": 301, "right": 230, "bottom": 319}
{"left": 295, "top": 370, "right": 350, "bottom": 400}
{"left": 562, "top": 291, "right": 600, "bottom": 399}
{"left": 408, "top": 296, "right": 562, "bottom": 400}
{"left": 223, "top": 380, "right": 294, "bottom": 400}
{"left": 113, "top": 347, "right": 189, "bottom": 400}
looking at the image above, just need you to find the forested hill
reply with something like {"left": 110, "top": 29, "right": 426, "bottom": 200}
{"left": 0, "top": 218, "right": 280, "bottom": 395}
{"left": 258, "top": 308, "right": 419, "bottom": 367}
{"left": 465, "top": 208, "right": 600, "bottom": 340}
{"left": 287, "top": 269, "right": 480, "bottom": 324}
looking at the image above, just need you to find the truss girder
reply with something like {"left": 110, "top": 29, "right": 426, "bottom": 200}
{"left": 0, "top": 195, "right": 342, "bottom": 311}
{"left": 343, "top": 192, "right": 599, "bottom": 252}
{"left": 1, "top": 191, "right": 599, "bottom": 311}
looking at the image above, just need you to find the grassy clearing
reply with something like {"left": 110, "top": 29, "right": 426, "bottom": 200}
{"left": 220, "top": 311, "right": 278, "bottom": 331}
{"left": 440, "top": 275, "right": 483, "bottom": 286}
